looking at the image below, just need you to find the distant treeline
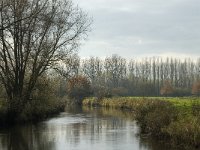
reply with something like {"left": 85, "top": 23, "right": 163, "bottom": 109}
{"left": 59, "top": 54, "right": 200, "bottom": 97}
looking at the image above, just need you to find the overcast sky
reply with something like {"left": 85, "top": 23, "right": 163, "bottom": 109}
{"left": 73, "top": 0, "right": 200, "bottom": 59}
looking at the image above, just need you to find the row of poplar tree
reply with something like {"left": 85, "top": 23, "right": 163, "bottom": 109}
{"left": 58, "top": 54, "right": 200, "bottom": 97}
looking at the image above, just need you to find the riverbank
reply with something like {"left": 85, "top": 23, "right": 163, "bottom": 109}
{"left": 82, "top": 97, "right": 200, "bottom": 149}
{"left": 0, "top": 97, "right": 66, "bottom": 126}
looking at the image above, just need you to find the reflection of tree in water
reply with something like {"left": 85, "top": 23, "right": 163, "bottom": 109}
{"left": 82, "top": 106, "right": 135, "bottom": 120}
{"left": 33, "top": 124, "right": 56, "bottom": 150}
{"left": 0, "top": 125, "right": 56, "bottom": 150}
{"left": 65, "top": 123, "right": 85, "bottom": 146}
{"left": 7, "top": 126, "right": 29, "bottom": 150}
{"left": 0, "top": 129, "right": 9, "bottom": 150}
{"left": 65, "top": 105, "right": 83, "bottom": 114}
{"left": 138, "top": 134, "right": 187, "bottom": 150}
{"left": 64, "top": 106, "right": 130, "bottom": 145}
{"left": 80, "top": 107, "right": 128, "bottom": 145}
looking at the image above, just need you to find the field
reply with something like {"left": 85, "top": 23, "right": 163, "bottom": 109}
{"left": 83, "top": 96, "right": 200, "bottom": 111}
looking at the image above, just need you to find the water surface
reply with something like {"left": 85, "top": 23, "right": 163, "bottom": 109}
{"left": 0, "top": 106, "right": 194, "bottom": 150}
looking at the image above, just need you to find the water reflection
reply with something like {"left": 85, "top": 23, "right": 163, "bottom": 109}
{"left": 0, "top": 106, "right": 195, "bottom": 150}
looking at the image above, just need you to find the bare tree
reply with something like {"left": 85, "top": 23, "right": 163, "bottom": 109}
{"left": 104, "top": 55, "right": 126, "bottom": 88}
{"left": 0, "top": 0, "right": 90, "bottom": 115}
{"left": 54, "top": 53, "right": 80, "bottom": 79}
{"left": 82, "top": 57, "right": 103, "bottom": 83}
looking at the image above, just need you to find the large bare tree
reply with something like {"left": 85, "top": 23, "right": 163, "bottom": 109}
{"left": 0, "top": 0, "right": 90, "bottom": 114}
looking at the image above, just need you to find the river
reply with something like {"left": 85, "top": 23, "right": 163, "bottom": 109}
{"left": 0, "top": 106, "right": 193, "bottom": 150}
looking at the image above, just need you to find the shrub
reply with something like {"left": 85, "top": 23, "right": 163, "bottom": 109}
{"left": 111, "top": 87, "right": 128, "bottom": 97}
{"left": 93, "top": 85, "right": 112, "bottom": 100}
{"left": 67, "top": 75, "right": 92, "bottom": 103}
{"left": 172, "top": 88, "right": 191, "bottom": 97}
{"left": 19, "top": 96, "right": 65, "bottom": 122}
{"left": 163, "top": 116, "right": 200, "bottom": 148}
{"left": 192, "top": 81, "right": 200, "bottom": 96}
{"left": 135, "top": 100, "right": 177, "bottom": 136}
{"left": 192, "top": 102, "right": 200, "bottom": 117}
{"left": 160, "top": 80, "right": 174, "bottom": 96}
{"left": 18, "top": 76, "right": 66, "bottom": 122}
{"left": 82, "top": 97, "right": 99, "bottom": 106}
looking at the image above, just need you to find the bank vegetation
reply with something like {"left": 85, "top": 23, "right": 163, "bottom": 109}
{"left": 83, "top": 97, "right": 200, "bottom": 149}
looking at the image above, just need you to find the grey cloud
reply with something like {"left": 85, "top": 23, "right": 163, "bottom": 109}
{"left": 74, "top": 0, "right": 200, "bottom": 58}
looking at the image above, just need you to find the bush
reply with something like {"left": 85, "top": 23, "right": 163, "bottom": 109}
{"left": 67, "top": 75, "right": 92, "bottom": 103}
{"left": 93, "top": 85, "right": 112, "bottom": 100}
{"left": 111, "top": 87, "right": 128, "bottom": 97}
{"left": 192, "top": 102, "right": 200, "bottom": 117}
{"left": 135, "top": 100, "right": 177, "bottom": 136}
{"left": 172, "top": 88, "right": 191, "bottom": 97}
{"left": 0, "top": 76, "right": 66, "bottom": 124}
{"left": 163, "top": 116, "right": 200, "bottom": 148}
{"left": 82, "top": 97, "right": 99, "bottom": 107}
{"left": 192, "top": 81, "right": 200, "bottom": 96}
{"left": 19, "top": 96, "right": 65, "bottom": 122}
{"left": 160, "top": 80, "right": 174, "bottom": 96}
{"left": 18, "top": 77, "right": 66, "bottom": 122}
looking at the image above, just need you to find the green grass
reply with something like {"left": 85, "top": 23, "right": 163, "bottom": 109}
{"left": 151, "top": 97, "right": 200, "bottom": 115}
{"left": 83, "top": 96, "right": 200, "bottom": 111}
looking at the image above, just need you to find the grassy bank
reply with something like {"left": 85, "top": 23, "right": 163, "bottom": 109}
{"left": 82, "top": 97, "right": 200, "bottom": 149}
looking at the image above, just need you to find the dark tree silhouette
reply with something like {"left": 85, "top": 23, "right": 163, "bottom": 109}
{"left": 0, "top": 0, "right": 90, "bottom": 116}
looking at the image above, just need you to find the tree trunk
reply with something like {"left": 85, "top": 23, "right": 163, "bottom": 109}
{"left": 7, "top": 95, "right": 23, "bottom": 121}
